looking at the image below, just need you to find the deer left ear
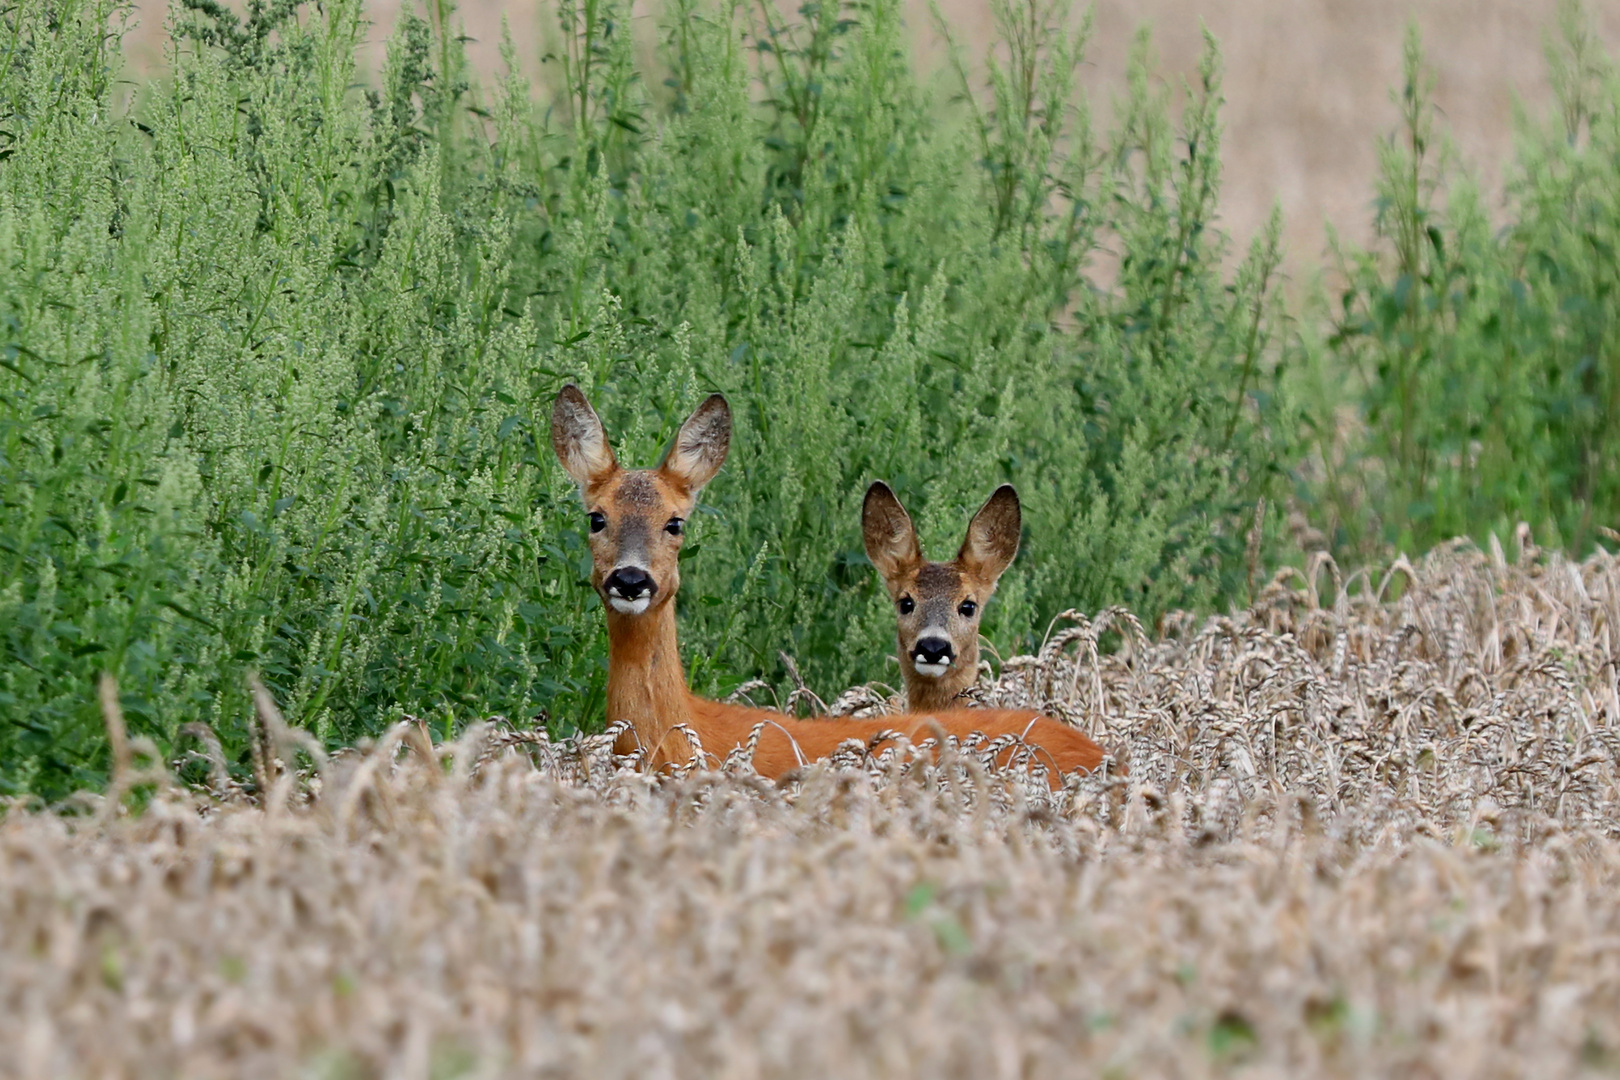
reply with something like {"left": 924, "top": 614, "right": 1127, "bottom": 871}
{"left": 661, "top": 394, "right": 731, "bottom": 494}
{"left": 862, "top": 481, "right": 921, "bottom": 581}
{"left": 551, "top": 384, "right": 619, "bottom": 488}
{"left": 958, "top": 484, "right": 1021, "bottom": 582}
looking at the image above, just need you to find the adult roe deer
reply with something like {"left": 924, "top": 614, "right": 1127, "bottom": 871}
{"left": 550, "top": 385, "right": 1109, "bottom": 785}
{"left": 863, "top": 481, "right": 1021, "bottom": 713}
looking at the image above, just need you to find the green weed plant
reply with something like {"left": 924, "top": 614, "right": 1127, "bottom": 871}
{"left": 1302, "top": 9, "right": 1620, "bottom": 559}
{"left": 7, "top": 0, "right": 1615, "bottom": 800}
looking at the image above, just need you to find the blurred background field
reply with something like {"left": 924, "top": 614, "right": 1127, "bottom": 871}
{"left": 2, "top": 0, "right": 1619, "bottom": 799}
{"left": 113, "top": 0, "right": 1620, "bottom": 276}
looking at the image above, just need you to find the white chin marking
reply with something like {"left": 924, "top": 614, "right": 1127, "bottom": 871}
{"left": 608, "top": 596, "right": 651, "bottom": 616}
{"left": 912, "top": 661, "right": 951, "bottom": 678}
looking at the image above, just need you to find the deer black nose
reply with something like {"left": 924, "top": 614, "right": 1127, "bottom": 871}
{"left": 605, "top": 567, "right": 657, "bottom": 600}
{"left": 914, "top": 636, "right": 954, "bottom": 666}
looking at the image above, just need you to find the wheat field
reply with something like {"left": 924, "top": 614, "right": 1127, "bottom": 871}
{"left": 3, "top": 538, "right": 1618, "bottom": 1078}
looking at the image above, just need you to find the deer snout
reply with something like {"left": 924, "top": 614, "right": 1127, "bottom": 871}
{"left": 911, "top": 635, "right": 954, "bottom": 677}
{"left": 604, "top": 567, "right": 658, "bottom": 614}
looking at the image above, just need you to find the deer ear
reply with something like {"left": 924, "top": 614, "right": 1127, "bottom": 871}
{"left": 862, "top": 481, "right": 922, "bottom": 581}
{"left": 958, "top": 484, "right": 1020, "bottom": 582}
{"left": 551, "top": 385, "right": 618, "bottom": 488}
{"left": 661, "top": 394, "right": 731, "bottom": 494}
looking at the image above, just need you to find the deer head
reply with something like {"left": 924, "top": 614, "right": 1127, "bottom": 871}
{"left": 862, "top": 482, "right": 1022, "bottom": 710}
{"left": 550, "top": 385, "right": 731, "bottom": 618}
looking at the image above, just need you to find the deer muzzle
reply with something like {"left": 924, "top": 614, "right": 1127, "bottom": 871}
{"left": 605, "top": 566, "right": 657, "bottom": 615}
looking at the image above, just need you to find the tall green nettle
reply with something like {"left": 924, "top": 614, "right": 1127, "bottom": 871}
{"left": 1303, "top": 8, "right": 1620, "bottom": 559}
{"left": 1, "top": 0, "right": 1295, "bottom": 799}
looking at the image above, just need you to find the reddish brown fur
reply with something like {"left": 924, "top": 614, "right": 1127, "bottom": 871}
{"left": 551, "top": 386, "right": 1108, "bottom": 786}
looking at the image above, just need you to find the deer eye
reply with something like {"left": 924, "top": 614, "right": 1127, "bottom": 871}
{"left": 588, "top": 511, "right": 607, "bottom": 533}
{"left": 958, "top": 600, "right": 978, "bottom": 618}
{"left": 898, "top": 596, "right": 915, "bottom": 615}
{"left": 665, "top": 517, "right": 685, "bottom": 536}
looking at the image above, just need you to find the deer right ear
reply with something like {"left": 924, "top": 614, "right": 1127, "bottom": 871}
{"left": 550, "top": 385, "right": 618, "bottom": 488}
{"left": 661, "top": 393, "right": 732, "bottom": 495}
{"left": 958, "top": 484, "right": 1021, "bottom": 582}
{"left": 862, "top": 481, "right": 921, "bottom": 581}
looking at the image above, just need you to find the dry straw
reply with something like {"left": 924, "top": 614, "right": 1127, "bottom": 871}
{"left": 2, "top": 541, "right": 1618, "bottom": 1078}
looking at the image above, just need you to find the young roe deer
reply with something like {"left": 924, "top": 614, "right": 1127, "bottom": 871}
{"left": 549, "top": 385, "right": 1109, "bottom": 785}
{"left": 863, "top": 481, "right": 1020, "bottom": 713}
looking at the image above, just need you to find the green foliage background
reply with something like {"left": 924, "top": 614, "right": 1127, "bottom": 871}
{"left": 1301, "top": 12, "right": 1620, "bottom": 559}
{"left": 0, "top": 0, "right": 1614, "bottom": 799}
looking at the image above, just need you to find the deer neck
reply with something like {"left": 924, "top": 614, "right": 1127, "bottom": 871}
{"left": 902, "top": 641, "right": 979, "bottom": 713}
{"left": 605, "top": 598, "right": 698, "bottom": 766}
